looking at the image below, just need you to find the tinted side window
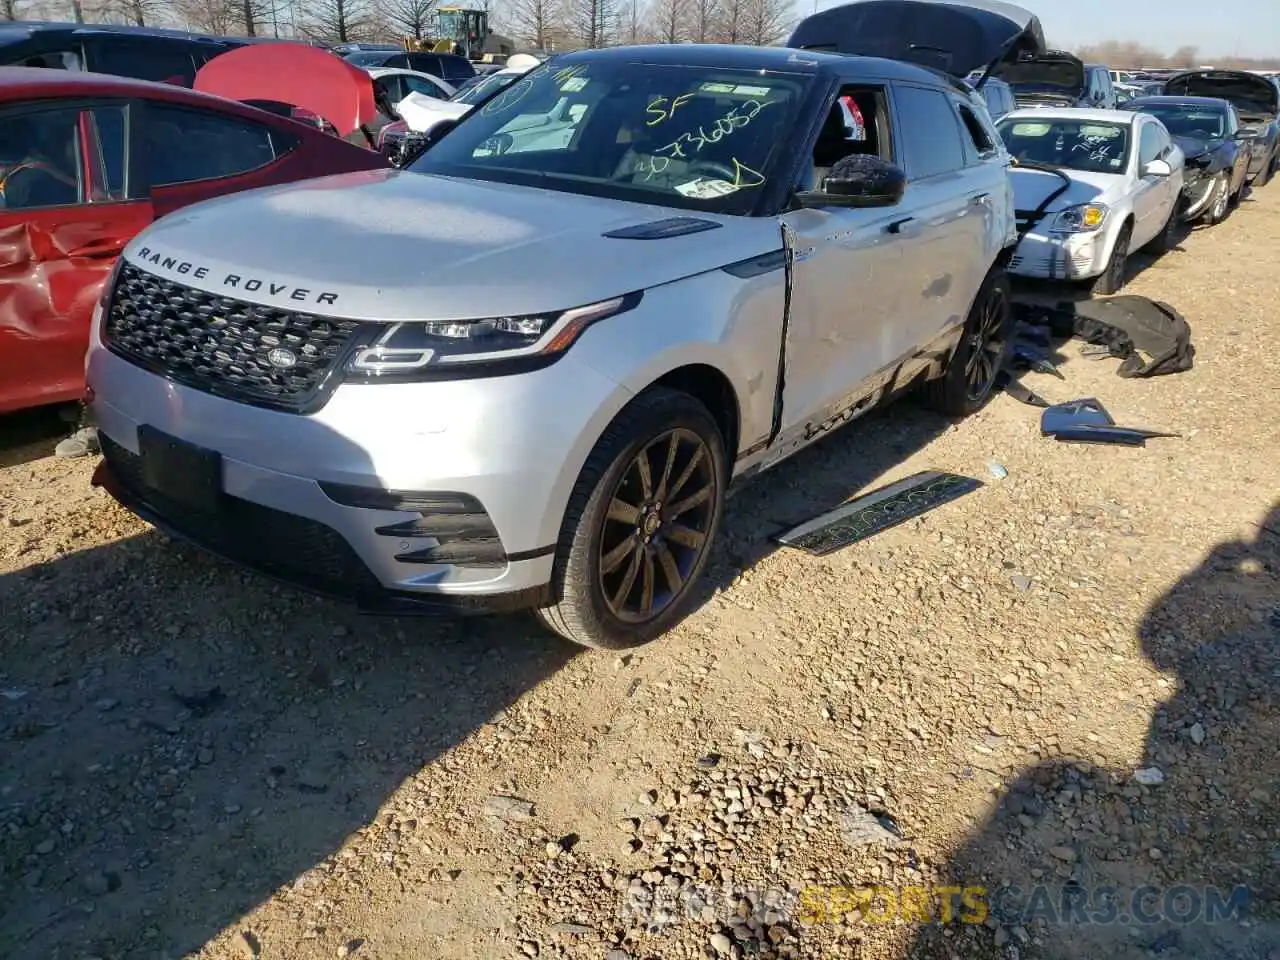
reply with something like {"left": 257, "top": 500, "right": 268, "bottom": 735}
{"left": 438, "top": 56, "right": 476, "bottom": 82}
{"left": 403, "top": 75, "right": 447, "bottom": 98}
{"left": 91, "top": 39, "right": 199, "bottom": 85}
{"left": 894, "top": 85, "right": 966, "bottom": 179}
{"left": 955, "top": 100, "right": 996, "bottom": 162}
{"left": 0, "top": 106, "right": 84, "bottom": 210}
{"left": 145, "top": 104, "right": 287, "bottom": 187}
{"left": 383, "top": 54, "right": 412, "bottom": 69}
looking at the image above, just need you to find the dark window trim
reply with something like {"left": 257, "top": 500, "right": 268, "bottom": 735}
{"left": 953, "top": 96, "right": 997, "bottom": 164}
{"left": 137, "top": 100, "right": 297, "bottom": 190}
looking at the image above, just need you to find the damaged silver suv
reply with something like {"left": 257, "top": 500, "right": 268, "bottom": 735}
{"left": 87, "top": 0, "right": 1040, "bottom": 649}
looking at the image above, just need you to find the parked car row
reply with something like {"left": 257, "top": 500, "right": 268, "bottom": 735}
{"left": 3, "top": 1, "right": 1278, "bottom": 651}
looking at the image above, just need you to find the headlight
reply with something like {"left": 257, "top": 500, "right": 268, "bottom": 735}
{"left": 345, "top": 291, "right": 641, "bottom": 379}
{"left": 1049, "top": 203, "right": 1109, "bottom": 235}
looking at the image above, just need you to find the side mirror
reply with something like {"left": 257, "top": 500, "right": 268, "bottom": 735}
{"left": 1142, "top": 158, "right": 1173, "bottom": 178}
{"left": 795, "top": 155, "right": 907, "bottom": 209}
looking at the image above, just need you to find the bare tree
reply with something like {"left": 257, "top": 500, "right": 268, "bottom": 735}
{"left": 644, "top": 0, "right": 685, "bottom": 43}
{"left": 617, "top": 0, "right": 643, "bottom": 44}
{"left": 710, "top": 0, "right": 742, "bottom": 43}
{"left": 383, "top": 0, "right": 434, "bottom": 39}
{"left": 102, "top": 0, "right": 168, "bottom": 26}
{"left": 176, "top": 0, "right": 240, "bottom": 30}
{"left": 302, "top": 0, "right": 374, "bottom": 41}
{"left": 567, "top": 0, "right": 615, "bottom": 48}
{"left": 689, "top": 0, "right": 713, "bottom": 41}
{"left": 739, "top": 0, "right": 788, "bottom": 45}
{"left": 504, "top": 0, "right": 560, "bottom": 49}
{"left": 1, "top": 0, "right": 30, "bottom": 20}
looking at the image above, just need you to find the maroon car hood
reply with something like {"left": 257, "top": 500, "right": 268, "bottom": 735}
{"left": 194, "top": 43, "right": 378, "bottom": 138}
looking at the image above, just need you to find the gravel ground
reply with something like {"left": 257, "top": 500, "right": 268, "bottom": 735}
{"left": 2, "top": 186, "right": 1278, "bottom": 960}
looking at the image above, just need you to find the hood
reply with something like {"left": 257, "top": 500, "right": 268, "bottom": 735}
{"left": 396, "top": 92, "right": 472, "bottom": 133}
{"left": 194, "top": 43, "right": 378, "bottom": 138}
{"left": 1164, "top": 71, "right": 1279, "bottom": 119}
{"left": 995, "top": 50, "right": 1085, "bottom": 94}
{"left": 120, "top": 170, "right": 782, "bottom": 322}
{"left": 786, "top": 0, "right": 1045, "bottom": 80}
{"left": 1171, "top": 134, "right": 1213, "bottom": 160}
{"left": 1011, "top": 166, "right": 1124, "bottom": 215}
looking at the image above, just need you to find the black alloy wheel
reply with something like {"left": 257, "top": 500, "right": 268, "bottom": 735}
{"left": 964, "top": 280, "right": 1009, "bottom": 404}
{"left": 597, "top": 428, "right": 717, "bottom": 624}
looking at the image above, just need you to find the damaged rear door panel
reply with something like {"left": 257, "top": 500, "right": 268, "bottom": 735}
{"left": 0, "top": 100, "right": 153, "bottom": 414}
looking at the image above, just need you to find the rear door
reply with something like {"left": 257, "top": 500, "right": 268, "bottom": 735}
{"left": 0, "top": 100, "right": 151, "bottom": 413}
{"left": 887, "top": 82, "right": 983, "bottom": 354}
{"left": 136, "top": 101, "right": 304, "bottom": 219}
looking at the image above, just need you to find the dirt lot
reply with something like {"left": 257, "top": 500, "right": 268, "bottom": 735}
{"left": 2, "top": 187, "right": 1278, "bottom": 960}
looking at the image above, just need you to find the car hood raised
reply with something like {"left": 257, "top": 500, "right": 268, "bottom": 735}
{"left": 786, "top": 0, "right": 1045, "bottom": 80}
{"left": 194, "top": 42, "right": 379, "bottom": 138}
{"left": 1011, "top": 166, "right": 1125, "bottom": 215}
{"left": 121, "top": 169, "right": 782, "bottom": 322}
{"left": 995, "top": 50, "right": 1085, "bottom": 93}
{"left": 1163, "top": 71, "right": 1280, "bottom": 119}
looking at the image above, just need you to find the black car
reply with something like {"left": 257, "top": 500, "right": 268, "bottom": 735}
{"left": 991, "top": 49, "right": 1115, "bottom": 109}
{"left": 1125, "top": 95, "right": 1255, "bottom": 224}
{"left": 0, "top": 20, "right": 256, "bottom": 86}
{"left": 1163, "top": 69, "right": 1280, "bottom": 187}
{"left": 342, "top": 49, "right": 476, "bottom": 85}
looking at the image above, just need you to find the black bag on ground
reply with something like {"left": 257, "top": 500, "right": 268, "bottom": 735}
{"left": 1067, "top": 296, "right": 1196, "bottom": 378}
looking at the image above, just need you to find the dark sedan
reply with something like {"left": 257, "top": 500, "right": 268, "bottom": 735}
{"left": 1124, "top": 95, "right": 1254, "bottom": 224}
{"left": 1163, "top": 69, "right": 1279, "bottom": 187}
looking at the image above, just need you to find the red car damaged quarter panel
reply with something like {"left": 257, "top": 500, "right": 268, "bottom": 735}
{"left": 0, "top": 64, "right": 389, "bottom": 415}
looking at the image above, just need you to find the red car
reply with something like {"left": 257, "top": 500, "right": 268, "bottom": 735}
{"left": 0, "top": 45, "right": 390, "bottom": 415}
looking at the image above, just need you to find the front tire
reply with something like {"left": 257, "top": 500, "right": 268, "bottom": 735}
{"left": 535, "top": 387, "right": 728, "bottom": 650}
{"left": 1203, "top": 172, "right": 1231, "bottom": 225}
{"left": 1092, "top": 222, "right": 1131, "bottom": 295}
{"left": 922, "top": 267, "right": 1012, "bottom": 418}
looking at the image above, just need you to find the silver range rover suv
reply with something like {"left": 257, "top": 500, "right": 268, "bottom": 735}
{"left": 87, "top": 0, "right": 1041, "bottom": 649}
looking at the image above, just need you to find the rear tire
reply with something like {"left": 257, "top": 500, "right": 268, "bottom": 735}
{"left": 922, "top": 267, "right": 1012, "bottom": 418}
{"left": 1092, "top": 223, "right": 1131, "bottom": 295}
{"left": 535, "top": 387, "right": 728, "bottom": 650}
{"left": 1253, "top": 148, "right": 1276, "bottom": 188}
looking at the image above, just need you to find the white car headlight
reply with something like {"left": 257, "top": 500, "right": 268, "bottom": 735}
{"left": 1049, "top": 203, "right": 1109, "bottom": 235}
{"left": 345, "top": 292, "right": 641, "bottom": 379}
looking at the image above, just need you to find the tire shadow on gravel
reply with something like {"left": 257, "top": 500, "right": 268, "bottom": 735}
{"left": 904, "top": 503, "right": 1280, "bottom": 960}
{"left": 0, "top": 527, "right": 573, "bottom": 960}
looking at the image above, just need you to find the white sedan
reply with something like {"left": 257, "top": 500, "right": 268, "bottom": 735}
{"left": 365, "top": 67, "right": 455, "bottom": 107}
{"left": 997, "top": 107, "right": 1185, "bottom": 294}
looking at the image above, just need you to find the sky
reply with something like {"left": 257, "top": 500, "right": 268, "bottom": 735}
{"left": 807, "top": 0, "right": 1280, "bottom": 60}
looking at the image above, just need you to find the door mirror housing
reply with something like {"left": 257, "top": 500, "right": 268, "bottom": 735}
{"left": 1142, "top": 158, "right": 1173, "bottom": 178}
{"left": 795, "top": 154, "right": 907, "bottom": 209}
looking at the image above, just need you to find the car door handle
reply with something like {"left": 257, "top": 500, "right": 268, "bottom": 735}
{"left": 887, "top": 217, "right": 918, "bottom": 236}
{"left": 69, "top": 238, "right": 128, "bottom": 259}
{"left": 970, "top": 192, "right": 991, "bottom": 206}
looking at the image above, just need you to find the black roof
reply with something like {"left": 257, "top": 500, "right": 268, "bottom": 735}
{"left": 555, "top": 42, "right": 951, "bottom": 86}
{"left": 1126, "top": 95, "right": 1232, "bottom": 109}
{"left": 0, "top": 19, "right": 247, "bottom": 46}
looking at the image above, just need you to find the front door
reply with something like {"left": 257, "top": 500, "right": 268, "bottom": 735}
{"left": 777, "top": 85, "right": 915, "bottom": 441}
{"left": 0, "top": 101, "right": 152, "bottom": 414}
{"left": 1131, "top": 119, "right": 1166, "bottom": 245}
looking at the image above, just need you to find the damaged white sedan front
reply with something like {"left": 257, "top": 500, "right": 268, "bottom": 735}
{"left": 998, "top": 107, "right": 1185, "bottom": 294}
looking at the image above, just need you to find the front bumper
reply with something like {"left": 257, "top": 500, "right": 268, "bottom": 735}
{"left": 1180, "top": 172, "right": 1220, "bottom": 220}
{"left": 86, "top": 310, "right": 629, "bottom": 612}
{"left": 1008, "top": 227, "right": 1109, "bottom": 281}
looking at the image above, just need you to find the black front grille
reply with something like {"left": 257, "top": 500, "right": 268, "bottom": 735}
{"left": 100, "top": 435, "right": 384, "bottom": 598}
{"left": 103, "top": 262, "right": 363, "bottom": 413}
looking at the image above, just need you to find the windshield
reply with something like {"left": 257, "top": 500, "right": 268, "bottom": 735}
{"left": 409, "top": 59, "right": 812, "bottom": 215}
{"left": 999, "top": 59, "right": 1082, "bottom": 91}
{"left": 1132, "top": 104, "right": 1225, "bottom": 139}
{"left": 452, "top": 70, "right": 522, "bottom": 104}
{"left": 998, "top": 119, "right": 1131, "bottom": 174}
